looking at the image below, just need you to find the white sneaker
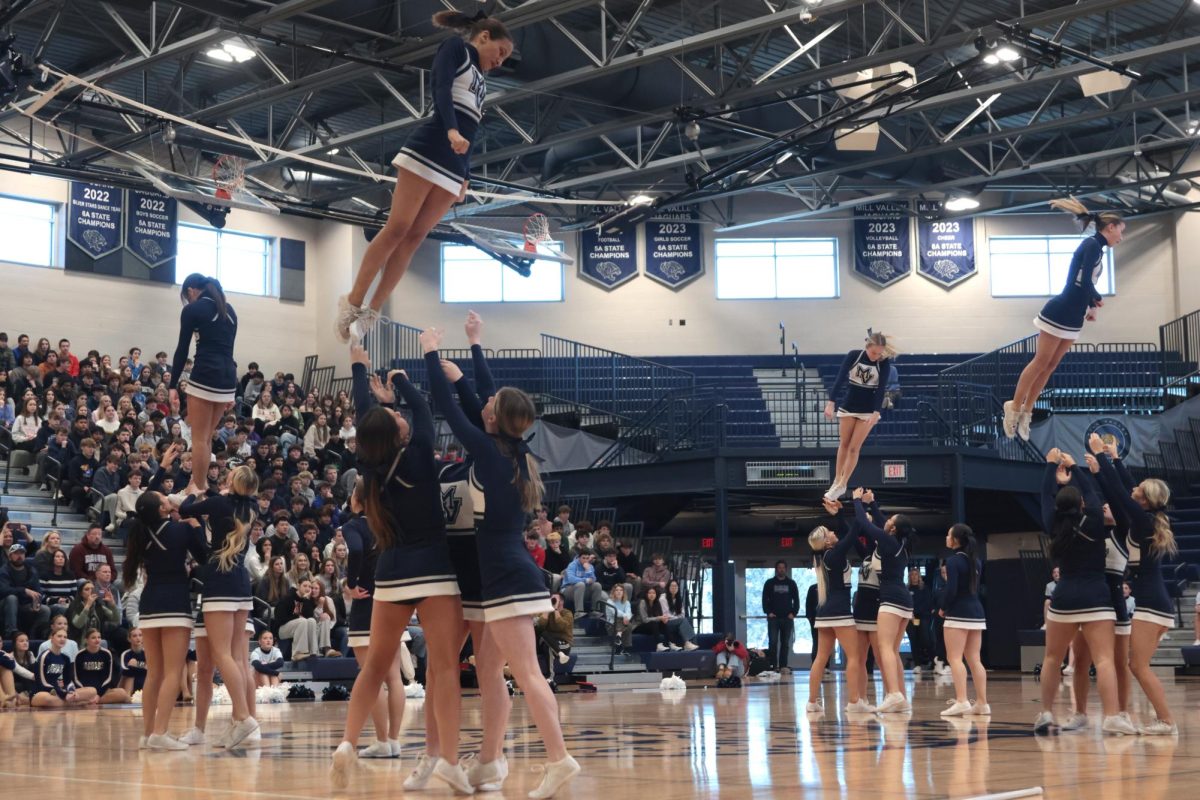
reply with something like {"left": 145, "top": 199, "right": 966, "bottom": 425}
{"left": 844, "top": 698, "right": 874, "bottom": 713}
{"left": 1193, "top": 640, "right": 1200, "bottom": 647}
{"left": 334, "top": 295, "right": 361, "bottom": 344}
{"left": 330, "top": 741, "right": 356, "bottom": 790}
{"left": 389, "top": 739, "right": 402, "bottom": 757}
{"left": 404, "top": 754, "right": 436, "bottom": 790}
{"left": 432, "top": 758, "right": 475, "bottom": 795}
{"left": 1002, "top": 401, "right": 1018, "bottom": 439}
{"left": 1061, "top": 665, "right": 1074, "bottom": 676}
{"left": 656, "top": 643, "right": 668, "bottom": 652}
{"left": 668, "top": 643, "right": 682, "bottom": 651}
{"left": 805, "top": 700, "right": 824, "bottom": 712}
{"left": 245, "top": 727, "right": 261, "bottom": 744}
{"left": 912, "top": 665, "right": 922, "bottom": 675}
{"left": 359, "top": 740, "right": 395, "bottom": 759}
{"left": 876, "top": 692, "right": 908, "bottom": 714}
{"left": 941, "top": 700, "right": 973, "bottom": 717}
{"left": 1017, "top": 411, "right": 1033, "bottom": 441}
{"left": 224, "top": 716, "right": 259, "bottom": 749}
{"left": 969, "top": 703, "right": 992, "bottom": 715}
{"left": 138, "top": 735, "right": 148, "bottom": 750}
{"left": 938, "top": 665, "right": 952, "bottom": 676}
{"left": 823, "top": 482, "right": 846, "bottom": 502}
{"left": 1033, "top": 710, "right": 1057, "bottom": 733}
{"left": 1102, "top": 714, "right": 1138, "bottom": 736}
{"left": 933, "top": 657, "right": 944, "bottom": 672}
{"left": 351, "top": 306, "right": 382, "bottom": 342}
{"left": 1060, "top": 712, "right": 1088, "bottom": 731}
{"left": 167, "top": 489, "right": 192, "bottom": 507}
{"left": 683, "top": 642, "right": 698, "bottom": 651}
{"left": 147, "top": 733, "right": 188, "bottom": 751}
{"left": 463, "top": 754, "right": 508, "bottom": 791}
{"left": 556, "top": 651, "right": 570, "bottom": 665}
{"left": 176, "top": 727, "right": 205, "bottom": 746}
{"left": 528, "top": 754, "right": 580, "bottom": 800}
{"left": 1138, "top": 719, "right": 1178, "bottom": 736}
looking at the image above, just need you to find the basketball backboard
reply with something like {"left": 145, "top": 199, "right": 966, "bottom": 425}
{"left": 130, "top": 163, "right": 280, "bottom": 215}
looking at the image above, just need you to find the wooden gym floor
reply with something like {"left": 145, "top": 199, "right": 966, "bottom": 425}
{"left": 1, "top": 672, "right": 1198, "bottom": 799}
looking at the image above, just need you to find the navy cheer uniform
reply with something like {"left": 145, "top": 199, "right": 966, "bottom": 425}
{"left": 171, "top": 296, "right": 238, "bottom": 404}
{"left": 392, "top": 36, "right": 486, "bottom": 195}
{"left": 852, "top": 501, "right": 883, "bottom": 631}
{"left": 1034, "top": 231, "right": 1107, "bottom": 340}
{"left": 341, "top": 514, "right": 379, "bottom": 647}
{"left": 34, "top": 650, "right": 75, "bottom": 698}
{"left": 136, "top": 518, "right": 209, "bottom": 628}
{"left": 814, "top": 518, "right": 857, "bottom": 628}
{"left": 121, "top": 648, "right": 147, "bottom": 691}
{"left": 1093, "top": 453, "right": 1173, "bottom": 628}
{"left": 853, "top": 499, "right": 912, "bottom": 619}
{"left": 940, "top": 552, "right": 985, "bottom": 630}
{"left": 426, "top": 350, "right": 553, "bottom": 622}
{"left": 350, "top": 365, "right": 458, "bottom": 604}
{"left": 435, "top": 344, "right": 496, "bottom": 623}
{"left": 179, "top": 493, "right": 255, "bottom": 612}
{"left": 829, "top": 349, "right": 891, "bottom": 420}
{"left": 74, "top": 646, "right": 119, "bottom": 694}
{"left": 1041, "top": 464, "right": 1114, "bottom": 624}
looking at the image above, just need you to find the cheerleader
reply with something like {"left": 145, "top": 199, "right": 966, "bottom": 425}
{"left": 937, "top": 524, "right": 989, "bottom": 716}
{"left": 850, "top": 490, "right": 884, "bottom": 711}
{"left": 176, "top": 604, "right": 257, "bottom": 747}
{"left": 121, "top": 491, "right": 207, "bottom": 746}
{"left": 331, "top": 345, "right": 466, "bottom": 792}
{"left": 822, "top": 332, "right": 897, "bottom": 501}
{"left": 850, "top": 487, "right": 914, "bottom": 713}
{"left": 334, "top": 10, "right": 514, "bottom": 342}
{"left": 1063, "top": 455, "right": 1131, "bottom": 731}
{"left": 119, "top": 628, "right": 147, "bottom": 695}
{"left": 422, "top": 327, "right": 581, "bottom": 799}
{"left": 74, "top": 628, "right": 131, "bottom": 704}
{"left": 177, "top": 466, "right": 260, "bottom": 747}
{"left": 1034, "top": 448, "right": 1132, "bottom": 735}
{"left": 31, "top": 627, "right": 98, "bottom": 708}
{"left": 806, "top": 497, "right": 864, "bottom": 714}
{"left": 340, "top": 481, "right": 406, "bottom": 759}
{"left": 169, "top": 274, "right": 238, "bottom": 496}
{"left": 1087, "top": 434, "right": 1177, "bottom": 735}
{"left": 1004, "top": 199, "right": 1125, "bottom": 440}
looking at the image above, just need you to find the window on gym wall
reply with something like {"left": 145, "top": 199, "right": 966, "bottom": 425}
{"left": 176, "top": 223, "right": 274, "bottom": 296}
{"left": 0, "top": 196, "right": 57, "bottom": 267}
{"left": 440, "top": 242, "right": 564, "bottom": 303}
{"left": 989, "top": 235, "right": 1116, "bottom": 297}
{"left": 715, "top": 238, "right": 839, "bottom": 299}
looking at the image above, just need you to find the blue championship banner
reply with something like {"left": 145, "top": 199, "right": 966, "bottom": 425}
{"left": 68, "top": 182, "right": 124, "bottom": 258}
{"left": 126, "top": 190, "right": 178, "bottom": 268}
{"left": 853, "top": 201, "right": 911, "bottom": 287}
{"left": 579, "top": 226, "right": 638, "bottom": 289}
{"left": 916, "top": 201, "right": 976, "bottom": 288}
{"left": 644, "top": 212, "right": 703, "bottom": 289}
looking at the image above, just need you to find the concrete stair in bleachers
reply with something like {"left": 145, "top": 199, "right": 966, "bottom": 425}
{"left": 1, "top": 460, "right": 126, "bottom": 566}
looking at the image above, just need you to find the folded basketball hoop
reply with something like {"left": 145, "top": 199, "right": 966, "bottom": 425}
{"left": 213, "top": 154, "right": 246, "bottom": 200}
{"left": 523, "top": 212, "right": 550, "bottom": 253}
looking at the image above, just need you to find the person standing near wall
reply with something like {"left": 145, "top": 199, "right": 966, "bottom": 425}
{"left": 762, "top": 560, "right": 799, "bottom": 673}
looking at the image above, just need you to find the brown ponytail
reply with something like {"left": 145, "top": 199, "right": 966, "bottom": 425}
{"left": 432, "top": 10, "right": 511, "bottom": 41}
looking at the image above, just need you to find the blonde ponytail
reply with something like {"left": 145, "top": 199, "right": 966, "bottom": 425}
{"left": 1151, "top": 512, "right": 1177, "bottom": 557}
{"left": 808, "top": 526, "right": 830, "bottom": 605}
{"left": 216, "top": 466, "right": 258, "bottom": 572}
{"left": 1049, "top": 197, "right": 1089, "bottom": 217}
{"left": 1050, "top": 196, "right": 1124, "bottom": 233}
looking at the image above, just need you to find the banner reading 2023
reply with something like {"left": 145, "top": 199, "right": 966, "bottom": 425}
{"left": 916, "top": 201, "right": 975, "bottom": 288}
{"left": 853, "top": 202, "right": 910, "bottom": 288}
{"left": 643, "top": 216, "right": 703, "bottom": 289}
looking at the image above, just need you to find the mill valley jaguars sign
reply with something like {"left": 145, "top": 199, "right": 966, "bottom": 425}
{"left": 853, "top": 202, "right": 911, "bottom": 288}
{"left": 579, "top": 226, "right": 638, "bottom": 289}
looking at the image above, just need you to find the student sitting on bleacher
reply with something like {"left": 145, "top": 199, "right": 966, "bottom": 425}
{"left": 534, "top": 594, "right": 573, "bottom": 682}
{"left": 543, "top": 532, "right": 570, "bottom": 575}
{"left": 39, "top": 549, "right": 77, "bottom": 615}
{"left": 604, "top": 583, "right": 634, "bottom": 655}
{"left": 250, "top": 630, "right": 284, "bottom": 687}
{"left": 1, "top": 543, "right": 50, "bottom": 639}
{"left": 634, "top": 586, "right": 670, "bottom": 652}
{"left": 561, "top": 548, "right": 603, "bottom": 620}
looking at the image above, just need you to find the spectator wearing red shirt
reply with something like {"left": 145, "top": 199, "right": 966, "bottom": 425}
{"left": 68, "top": 524, "right": 115, "bottom": 581}
{"left": 524, "top": 529, "right": 545, "bottom": 569}
{"left": 57, "top": 339, "right": 80, "bottom": 377}
{"left": 713, "top": 632, "right": 751, "bottom": 680}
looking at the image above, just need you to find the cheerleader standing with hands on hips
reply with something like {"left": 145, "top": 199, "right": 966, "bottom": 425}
{"left": 1003, "top": 199, "right": 1125, "bottom": 440}
{"left": 334, "top": 11, "right": 514, "bottom": 342}
{"left": 823, "top": 331, "right": 896, "bottom": 501}
{"left": 422, "top": 325, "right": 581, "bottom": 799}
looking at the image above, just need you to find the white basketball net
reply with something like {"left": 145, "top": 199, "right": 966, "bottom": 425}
{"left": 212, "top": 155, "right": 246, "bottom": 196}
{"left": 523, "top": 212, "right": 551, "bottom": 252}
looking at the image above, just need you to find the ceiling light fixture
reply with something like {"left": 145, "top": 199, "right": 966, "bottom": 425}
{"left": 995, "top": 46, "right": 1020, "bottom": 62}
{"left": 629, "top": 194, "right": 654, "bottom": 206}
{"left": 327, "top": 147, "right": 340, "bottom": 156}
{"left": 206, "top": 39, "right": 257, "bottom": 64}
{"left": 944, "top": 196, "right": 981, "bottom": 211}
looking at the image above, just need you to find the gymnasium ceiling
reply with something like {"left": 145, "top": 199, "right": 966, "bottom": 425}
{"left": 3, "top": 0, "right": 1200, "bottom": 229}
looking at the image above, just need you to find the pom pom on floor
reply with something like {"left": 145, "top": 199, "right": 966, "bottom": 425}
{"left": 754, "top": 670, "right": 782, "bottom": 683}
{"left": 211, "top": 684, "right": 232, "bottom": 705}
{"left": 404, "top": 682, "right": 425, "bottom": 699}
{"left": 256, "top": 684, "right": 288, "bottom": 703}
{"left": 659, "top": 674, "right": 687, "bottom": 691}
{"left": 129, "top": 690, "right": 142, "bottom": 705}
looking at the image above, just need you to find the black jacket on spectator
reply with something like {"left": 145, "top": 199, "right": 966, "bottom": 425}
{"left": 0, "top": 561, "right": 43, "bottom": 606}
{"left": 616, "top": 550, "right": 642, "bottom": 578}
{"left": 543, "top": 547, "right": 570, "bottom": 575}
{"left": 761, "top": 576, "right": 800, "bottom": 617}
{"left": 272, "top": 589, "right": 315, "bottom": 633}
{"left": 596, "top": 563, "right": 627, "bottom": 592}
{"left": 66, "top": 453, "right": 99, "bottom": 489}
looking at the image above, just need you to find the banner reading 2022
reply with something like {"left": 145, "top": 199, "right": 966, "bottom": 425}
{"left": 68, "top": 182, "right": 124, "bottom": 259}
{"left": 126, "top": 190, "right": 178, "bottom": 268}
{"left": 853, "top": 202, "right": 910, "bottom": 288}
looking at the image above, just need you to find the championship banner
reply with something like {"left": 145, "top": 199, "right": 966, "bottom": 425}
{"left": 125, "top": 190, "right": 178, "bottom": 268}
{"left": 853, "top": 201, "right": 910, "bottom": 287}
{"left": 68, "top": 182, "right": 124, "bottom": 258}
{"left": 579, "top": 226, "right": 638, "bottom": 289}
{"left": 643, "top": 211, "right": 703, "bottom": 289}
{"left": 916, "top": 201, "right": 976, "bottom": 288}
{"left": 1028, "top": 413, "right": 1160, "bottom": 467}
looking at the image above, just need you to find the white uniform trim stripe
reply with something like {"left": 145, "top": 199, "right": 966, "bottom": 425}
{"left": 375, "top": 574, "right": 458, "bottom": 588}
{"left": 483, "top": 597, "right": 554, "bottom": 622}
{"left": 391, "top": 151, "right": 462, "bottom": 195}
{"left": 814, "top": 616, "right": 856, "bottom": 628}
{"left": 481, "top": 590, "right": 552, "bottom": 607}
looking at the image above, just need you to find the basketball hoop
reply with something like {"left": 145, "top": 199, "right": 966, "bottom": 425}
{"left": 523, "top": 212, "right": 551, "bottom": 253}
{"left": 212, "top": 155, "right": 246, "bottom": 200}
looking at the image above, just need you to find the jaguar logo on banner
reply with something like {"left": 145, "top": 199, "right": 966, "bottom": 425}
{"left": 916, "top": 201, "right": 976, "bottom": 288}
{"left": 579, "top": 226, "right": 638, "bottom": 289}
{"left": 1084, "top": 417, "right": 1132, "bottom": 460}
{"left": 853, "top": 201, "right": 911, "bottom": 288}
{"left": 644, "top": 211, "right": 703, "bottom": 290}
{"left": 126, "top": 190, "right": 178, "bottom": 268}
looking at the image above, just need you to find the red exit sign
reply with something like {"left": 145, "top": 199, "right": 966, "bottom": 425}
{"left": 701, "top": 537, "right": 715, "bottom": 550}
{"left": 882, "top": 460, "right": 908, "bottom": 482}
{"left": 780, "top": 536, "right": 794, "bottom": 548}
